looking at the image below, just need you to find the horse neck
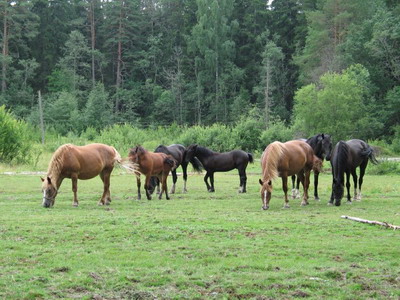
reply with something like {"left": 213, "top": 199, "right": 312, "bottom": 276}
{"left": 333, "top": 142, "right": 348, "bottom": 182}
{"left": 47, "top": 147, "right": 68, "bottom": 189}
{"left": 307, "top": 136, "right": 323, "bottom": 159}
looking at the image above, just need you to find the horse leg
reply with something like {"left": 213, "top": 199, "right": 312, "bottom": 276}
{"left": 282, "top": 175, "right": 290, "bottom": 208}
{"left": 301, "top": 170, "right": 310, "bottom": 206}
{"left": 314, "top": 171, "right": 320, "bottom": 201}
{"left": 71, "top": 175, "right": 79, "bottom": 207}
{"left": 182, "top": 162, "right": 188, "bottom": 193}
{"left": 209, "top": 172, "right": 215, "bottom": 192}
{"left": 160, "top": 173, "right": 170, "bottom": 200}
{"left": 291, "top": 175, "right": 296, "bottom": 199}
{"left": 136, "top": 175, "right": 141, "bottom": 200}
{"left": 345, "top": 171, "right": 352, "bottom": 204}
{"left": 144, "top": 176, "right": 152, "bottom": 200}
{"left": 351, "top": 170, "right": 358, "bottom": 201}
{"left": 99, "top": 170, "right": 111, "bottom": 205}
{"left": 170, "top": 169, "right": 177, "bottom": 194}
{"left": 328, "top": 169, "right": 334, "bottom": 206}
{"left": 238, "top": 167, "right": 247, "bottom": 193}
{"left": 204, "top": 172, "right": 211, "bottom": 192}
{"left": 358, "top": 161, "right": 368, "bottom": 201}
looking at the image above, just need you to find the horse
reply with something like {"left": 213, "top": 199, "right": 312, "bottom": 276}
{"left": 41, "top": 143, "right": 121, "bottom": 208}
{"left": 291, "top": 134, "right": 332, "bottom": 200}
{"left": 128, "top": 145, "right": 176, "bottom": 200}
{"left": 148, "top": 144, "right": 203, "bottom": 194}
{"left": 259, "top": 140, "right": 315, "bottom": 210}
{"left": 184, "top": 144, "right": 253, "bottom": 193}
{"left": 329, "top": 139, "right": 378, "bottom": 206}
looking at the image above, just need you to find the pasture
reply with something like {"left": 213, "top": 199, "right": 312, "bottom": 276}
{"left": 0, "top": 166, "right": 399, "bottom": 299}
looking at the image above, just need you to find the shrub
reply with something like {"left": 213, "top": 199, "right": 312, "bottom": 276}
{"left": 0, "top": 106, "right": 32, "bottom": 163}
{"left": 260, "top": 120, "right": 294, "bottom": 148}
{"left": 232, "top": 117, "right": 263, "bottom": 151}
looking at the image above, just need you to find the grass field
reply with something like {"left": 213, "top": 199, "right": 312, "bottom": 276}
{"left": 0, "top": 164, "right": 399, "bottom": 299}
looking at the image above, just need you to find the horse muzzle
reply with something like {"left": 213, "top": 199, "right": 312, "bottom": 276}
{"left": 334, "top": 199, "right": 342, "bottom": 206}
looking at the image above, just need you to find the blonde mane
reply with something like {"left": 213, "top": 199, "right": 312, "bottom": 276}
{"left": 261, "top": 141, "right": 285, "bottom": 182}
{"left": 47, "top": 144, "right": 74, "bottom": 177}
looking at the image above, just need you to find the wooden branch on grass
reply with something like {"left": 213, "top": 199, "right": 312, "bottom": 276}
{"left": 341, "top": 215, "right": 400, "bottom": 230}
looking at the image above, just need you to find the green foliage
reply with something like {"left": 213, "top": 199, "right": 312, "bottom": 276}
{"left": 0, "top": 106, "right": 31, "bottom": 163}
{"left": 293, "top": 65, "right": 382, "bottom": 141}
{"left": 367, "top": 160, "right": 400, "bottom": 175}
{"left": 390, "top": 125, "right": 400, "bottom": 154}
{"left": 260, "top": 120, "right": 294, "bottom": 147}
{"left": 232, "top": 116, "right": 263, "bottom": 151}
{"left": 83, "top": 84, "right": 112, "bottom": 130}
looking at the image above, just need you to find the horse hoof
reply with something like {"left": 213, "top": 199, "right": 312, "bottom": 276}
{"left": 166, "top": 197, "right": 170, "bottom": 200}
{"left": 346, "top": 201, "right": 352, "bottom": 205}
{"left": 73, "top": 203, "right": 79, "bottom": 207}
{"left": 301, "top": 202, "right": 308, "bottom": 206}
{"left": 314, "top": 197, "right": 320, "bottom": 201}
{"left": 283, "top": 205, "right": 290, "bottom": 209}
{"left": 262, "top": 206, "right": 269, "bottom": 210}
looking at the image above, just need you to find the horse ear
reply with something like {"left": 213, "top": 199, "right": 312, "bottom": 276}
{"left": 259, "top": 179, "right": 263, "bottom": 186}
{"left": 41, "top": 177, "right": 45, "bottom": 182}
{"left": 47, "top": 177, "right": 52, "bottom": 185}
{"left": 322, "top": 133, "right": 325, "bottom": 139}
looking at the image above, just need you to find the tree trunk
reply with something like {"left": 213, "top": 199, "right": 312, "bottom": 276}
{"left": 264, "top": 58, "right": 271, "bottom": 126}
{"left": 90, "top": 0, "right": 96, "bottom": 87}
{"left": 2, "top": 4, "right": 8, "bottom": 94}
{"left": 115, "top": 0, "right": 124, "bottom": 113}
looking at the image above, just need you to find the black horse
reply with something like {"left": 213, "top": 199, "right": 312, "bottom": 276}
{"left": 149, "top": 144, "right": 202, "bottom": 194}
{"left": 185, "top": 144, "right": 254, "bottom": 193}
{"left": 291, "top": 133, "right": 332, "bottom": 200}
{"left": 329, "top": 139, "right": 378, "bottom": 206}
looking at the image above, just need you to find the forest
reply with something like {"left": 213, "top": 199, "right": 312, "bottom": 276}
{"left": 1, "top": 0, "right": 400, "bottom": 161}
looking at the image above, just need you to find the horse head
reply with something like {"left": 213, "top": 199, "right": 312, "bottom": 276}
{"left": 184, "top": 144, "right": 198, "bottom": 163}
{"left": 332, "top": 178, "right": 344, "bottom": 206}
{"left": 129, "top": 145, "right": 146, "bottom": 163}
{"left": 318, "top": 134, "right": 333, "bottom": 161}
{"left": 41, "top": 176, "right": 58, "bottom": 208}
{"left": 259, "top": 178, "right": 272, "bottom": 210}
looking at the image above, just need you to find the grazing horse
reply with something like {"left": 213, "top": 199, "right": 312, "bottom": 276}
{"left": 184, "top": 144, "right": 253, "bottom": 193}
{"left": 291, "top": 134, "right": 332, "bottom": 200}
{"left": 128, "top": 146, "right": 176, "bottom": 200}
{"left": 41, "top": 143, "right": 121, "bottom": 208}
{"left": 329, "top": 139, "right": 378, "bottom": 206}
{"left": 149, "top": 144, "right": 203, "bottom": 194}
{"left": 259, "top": 140, "right": 314, "bottom": 210}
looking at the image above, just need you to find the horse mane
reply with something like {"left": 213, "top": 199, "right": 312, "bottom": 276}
{"left": 334, "top": 141, "right": 349, "bottom": 179}
{"left": 262, "top": 142, "right": 285, "bottom": 182}
{"left": 195, "top": 146, "right": 215, "bottom": 157}
{"left": 307, "top": 134, "right": 323, "bottom": 159}
{"left": 47, "top": 144, "right": 74, "bottom": 176}
{"left": 129, "top": 145, "right": 147, "bottom": 156}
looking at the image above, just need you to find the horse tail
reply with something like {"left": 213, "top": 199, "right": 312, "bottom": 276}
{"left": 361, "top": 144, "right": 379, "bottom": 165}
{"left": 262, "top": 142, "right": 285, "bottom": 182}
{"left": 247, "top": 153, "right": 254, "bottom": 163}
{"left": 190, "top": 156, "right": 203, "bottom": 172}
{"left": 112, "top": 147, "right": 122, "bottom": 164}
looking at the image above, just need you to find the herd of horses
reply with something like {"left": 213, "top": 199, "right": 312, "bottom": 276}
{"left": 41, "top": 134, "right": 378, "bottom": 210}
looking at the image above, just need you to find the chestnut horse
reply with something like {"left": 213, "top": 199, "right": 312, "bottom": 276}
{"left": 259, "top": 140, "right": 314, "bottom": 210}
{"left": 41, "top": 143, "right": 121, "bottom": 208}
{"left": 128, "top": 146, "right": 176, "bottom": 200}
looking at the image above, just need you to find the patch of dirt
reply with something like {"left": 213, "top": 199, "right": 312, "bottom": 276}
{"left": 292, "top": 290, "right": 310, "bottom": 298}
{"left": 51, "top": 266, "right": 70, "bottom": 273}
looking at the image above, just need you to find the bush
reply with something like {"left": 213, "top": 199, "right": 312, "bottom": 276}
{"left": 260, "top": 120, "right": 294, "bottom": 149}
{"left": 0, "top": 106, "right": 32, "bottom": 163}
{"left": 232, "top": 117, "right": 263, "bottom": 152}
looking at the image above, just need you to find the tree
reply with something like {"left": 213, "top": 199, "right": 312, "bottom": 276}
{"left": 84, "top": 83, "right": 112, "bottom": 130}
{"left": 293, "top": 65, "right": 382, "bottom": 141}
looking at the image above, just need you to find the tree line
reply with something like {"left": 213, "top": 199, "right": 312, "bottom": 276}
{"left": 1, "top": 0, "right": 399, "bottom": 143}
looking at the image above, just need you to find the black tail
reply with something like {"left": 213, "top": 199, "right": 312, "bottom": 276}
{"left": 247, "top": 153, "right": 254, "bottom": 163}
{"left": 361, "top": 145, "right": 379, "bottom": 165}
{"left": 190, "top": 157, "right": 203, "bottom": 172}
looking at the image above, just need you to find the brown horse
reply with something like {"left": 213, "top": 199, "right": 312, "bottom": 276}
{"left": 41, "top": 143, "right": 121, "bottom": 208}
{"left": 259, "top": 140, "right": 315, "bottom": 210}
{"left": 128, "top": 146, "right": 176, "bottom": 200}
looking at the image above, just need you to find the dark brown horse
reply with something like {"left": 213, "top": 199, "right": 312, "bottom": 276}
{"left": 259, "top": 140, "right": 315, "bottom": 210}
{"left": 128, "top": 146, "right": 176, "bottom": 200}
{"left": 41, "top": 143, "right": 121, "bottom": 208}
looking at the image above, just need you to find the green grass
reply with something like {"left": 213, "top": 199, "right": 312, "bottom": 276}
{"left": 0, "top": 167, "right": 400, "bottom": 299}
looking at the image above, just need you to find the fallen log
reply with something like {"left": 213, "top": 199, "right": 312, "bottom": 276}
{"left": 341, "top": 215, "right": 400, "bottom": 230}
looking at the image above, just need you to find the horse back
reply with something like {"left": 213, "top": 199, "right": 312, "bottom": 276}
{"left": 281, "top": 140, "right": 314, "bottom": 175}
{"left": 60, "top": 144, "right": 117, "bottom": 179}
